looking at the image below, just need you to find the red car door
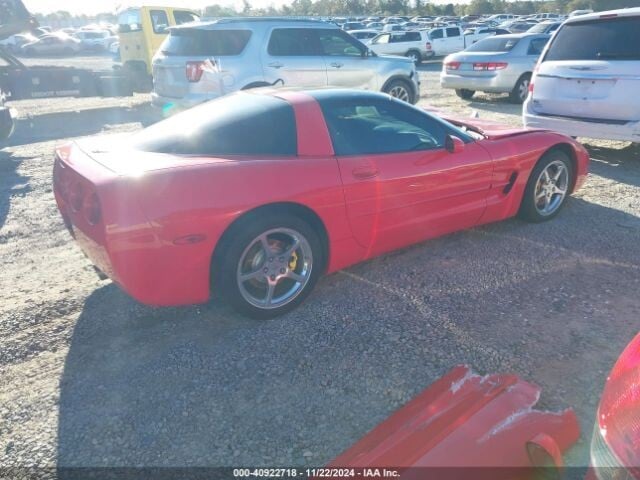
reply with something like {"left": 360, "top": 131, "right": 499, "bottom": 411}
{"left": 320, "top": 96, "right": 493, "bottom": 258}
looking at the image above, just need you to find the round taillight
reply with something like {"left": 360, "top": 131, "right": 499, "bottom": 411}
{"left": 83, "top": 193, "right": 101, "bottom": 225}
{"left": 69, "top": 183, "right": 84, "bottom": 212}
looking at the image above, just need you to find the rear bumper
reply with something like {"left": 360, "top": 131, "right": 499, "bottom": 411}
{"left": 440, "top": 71, "right": 517, "bottom": 93}
{"left": 524, "top": 100, "right": 640, "bottom": 143}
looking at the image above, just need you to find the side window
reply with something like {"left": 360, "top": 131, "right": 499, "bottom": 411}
{"left": 173, "top": 11, "right": 199, "bottom": 25}
{"left": 528, "top": 38, "right": 548, "bottom": 56}
{"left": 150, "top": 10, "right": 169, "bottom": 34}
{"left": 319, "top": 97, "right": 449, "bottom": 156}
{"left": 268, "top": 28, "right": 320, "bottom": 56}
{"left": 372, "top": 33, "right": 390, "bottom": 44}
{"left": 405, "top": 32, "right": 421, "bottom": 41}
{"left": 318, "top": 29, "right": 364, "bottom": 56}
{"left": 430, "top": 29, "right": 443, "bottom": 40}
{"left": 389, "top": 34, "right": 404, "bottom": 43}
{"left": 446, "top": 27, "right": 460, "bottom": 38}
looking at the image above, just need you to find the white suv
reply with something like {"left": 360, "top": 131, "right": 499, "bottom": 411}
{"left": 152, "top": 18, "right": 421, "bottom": 109}
{"left": 524, "top": 8, "right": 640, "bottom": 142}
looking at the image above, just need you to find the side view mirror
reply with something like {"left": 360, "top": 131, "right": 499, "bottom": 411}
{"left": 445, "top": 134, "right": 465, "bottom": 154}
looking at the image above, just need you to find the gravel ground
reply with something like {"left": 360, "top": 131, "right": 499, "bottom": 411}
{"left": 1, "top": 59, "right": 639, "bottom": 470}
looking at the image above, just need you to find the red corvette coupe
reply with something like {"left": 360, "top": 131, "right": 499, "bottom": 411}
{"left": 53, "top": 89, "right": 589, "bottom": 318}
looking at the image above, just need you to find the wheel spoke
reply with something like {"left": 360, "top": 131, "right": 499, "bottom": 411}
{"left": 536, "top": 191, "right": 546, "bottom": 201}
{"left": 553, "top": 167, "right": 565, "bottom": 182}
{"left": 239, "top": 269, "right": 265, "bottom": 283}
{"left": 286, "top": 271, "right": 305, "bottom": 283}
{"left": 283, "top": 238, "right": 300, "bottom": 259}
{"left": 542, "top": 169, "right": 551, "bottom": 183}
{"left": 265, "top": 280, "right": 276, "bottom": 305}
{"left": 259, "top": 234, "right": 271, "bottom": 256}
{"left": 553, "top": 185, "right": 566, "bottom": 195}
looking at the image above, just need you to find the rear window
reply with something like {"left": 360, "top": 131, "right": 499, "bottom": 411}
{"left": 465, "top": 36, "right": 520, "bottom": 52}
{"left": 544, "top": 16, "right": 640, "bottom": 61}
{"left": 130, "top": 94, "right": 297, "bottom": 157}
{"left": 161, "top": 29, "right": 252, "bottom": 56}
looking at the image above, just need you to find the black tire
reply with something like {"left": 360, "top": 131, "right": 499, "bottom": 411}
{"left": 406, "top": 50, "right": 422, "bottom": 65}
{"left": 213, "top": 212, "right": 324, "bottom": 319}
{"left": 455, "top": 89, "right": 475, "bottom": 100}
{"left": 0, "top": 107, "right": 14, "bottom": 141}
{"left": 509, "top": 73, "right": 531, "bottom": 104}
{"left": 383, "top": 78, "right": 414, "bottom": 104}
{"left": 518, "top": 149, "right": 574, "bottom": 223}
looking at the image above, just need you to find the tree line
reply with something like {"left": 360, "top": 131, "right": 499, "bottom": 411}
{"left": 32, "top": 0, "right": 640, "bottom": 26}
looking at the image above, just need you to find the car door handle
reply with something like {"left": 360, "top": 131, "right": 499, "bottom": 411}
{"left": 330, "top": 62, "right": 344, "bottom": 69}
{"left": 352, "top": 165, "right": 379, "bottom": 179}
{"left": 268, "top": 62, "right": 284, "bottom": 69}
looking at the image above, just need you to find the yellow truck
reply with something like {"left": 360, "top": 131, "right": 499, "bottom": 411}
{"left": 117, "top": 6, "right": 200, "bottom": 92}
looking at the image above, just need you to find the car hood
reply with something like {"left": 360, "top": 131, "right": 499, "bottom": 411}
{"left": 423, "top": 107, "right": 545, "bottom": 140}
{"left": 73, "top": 134, "right": 236, "bottom": 176}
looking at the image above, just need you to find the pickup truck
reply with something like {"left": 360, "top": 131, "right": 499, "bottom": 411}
{"left": 427, "top": 26, "right": 509, "bottom": 56}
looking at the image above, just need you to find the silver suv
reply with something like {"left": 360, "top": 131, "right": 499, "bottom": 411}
{"left": 151, "top": 18, "right": 421, "bottom": 108}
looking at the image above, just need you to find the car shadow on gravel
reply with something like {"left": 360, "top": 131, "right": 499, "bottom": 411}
{"left": 6, "top": 103, "right": 162, "bottom": 147}
{"left": 0, "top": 151, "right": 32, "bottom": 230}
{"left": 585, "top": 143, "right": 640, "bottom": 188}
{"left": 56, "top": 197, "right": 640, "bottom": 469}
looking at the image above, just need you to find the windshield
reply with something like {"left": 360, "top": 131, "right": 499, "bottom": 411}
{"left": 465, "top": 36, "right": 520, "bottom": 52}
{"left": 544, "top": 16, "right": 640, "bottom": 61}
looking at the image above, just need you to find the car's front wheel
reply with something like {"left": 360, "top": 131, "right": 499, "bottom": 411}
{"left": 215, "top": 213, "right": 324, "bottom": 319}
{"left": 383, "top": 79, "right": 414, "bottom": 104}
{"left": 519, "top": 150, "right": 574, "bottom": 223}
{"left": 406, "top": 50, "right": 422, "bottom": 65}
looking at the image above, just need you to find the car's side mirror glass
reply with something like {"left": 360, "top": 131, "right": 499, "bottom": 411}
{"left": 445, "top": 134, "right": 465, "bottom": 154}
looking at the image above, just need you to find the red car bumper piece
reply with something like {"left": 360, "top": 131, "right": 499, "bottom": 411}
{"left": 328, "top": 365, "right": 580, "bottom": 479}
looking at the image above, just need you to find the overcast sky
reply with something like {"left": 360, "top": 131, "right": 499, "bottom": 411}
{"left": 23, "top": 0, "right": 472, "bottom": 15}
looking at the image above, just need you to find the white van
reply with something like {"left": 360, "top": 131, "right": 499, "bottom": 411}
{"left": 524, "top": 8, "right": 640, "bottom": 142}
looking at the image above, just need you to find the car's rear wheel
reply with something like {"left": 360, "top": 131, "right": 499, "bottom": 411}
{"left": 383, "top": 79, "right": 414, "bottom": 103}
{"left": 455, "top": 89, "right": 475, "bottom": 100}
{"left": 510, "top": 74, "right": 531, "bottom": 104}
{"left": 406, "top": 50, "right": 422, "bottom": 65}
{"left": 215, "top": 213, "right": 323, "bottom": 319}
{"left": 519, "top": 150, "right": 573, "bottom": 223}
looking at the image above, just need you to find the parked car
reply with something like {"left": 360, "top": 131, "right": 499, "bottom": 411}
{"left": 151, "top": 18, "right": 421, "bottom": 108}
{"left": 524, "top": 8, "right": 640, "bottom": 143}
{"left": 527, "top": 21, "right": 562, "bottom": 35}
{"left": 348, "top": 29, "right": 379, "bottom": 41}
{"left": 505, "top": 21, "right": 538, "bottom": 33}
{"left": 365, "top": 22, "right": 384, "bottom": 30}
{"left": 53, "top": 88, "right": 589, "bottom": 318}
{"left": 342, "top": 21, "right": 365, "bottom": 31}
{"left": 368, "top": 31, "right": 430, "bottom": 64}
{"left": 20, "top": 34, "right": 81, "bottom": 56}
{"left": 441, "top": 33, "right": 550, "bottom": 103}
{"left": 382, "top": 24, "right": 405, "bottom": 32}
{"left": 0, "top": 32, "right": 37, "bottom": 52}
{"left": 463, "top": 26, "right": 510, "bottom": 45}
{"left": 426, "top": 26, "right": 466, "bottom": 56}
{"left": 74, "top": 29, "right": 117, "bottom": 51}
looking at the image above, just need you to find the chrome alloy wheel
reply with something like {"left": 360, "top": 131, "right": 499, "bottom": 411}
{"left": 236, "top": 228, "right": 313, "bottom": 310}
{"left": 389, "top": 85, "right": 410, "bottom": 102}
{"left": 534, "top": 160, "right": 569, "bottom": 216}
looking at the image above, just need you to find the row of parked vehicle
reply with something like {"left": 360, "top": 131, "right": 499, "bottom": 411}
{"left": 0, "top": 25, "right": 117, "bottom": 56}
{"left": 150, "top": 8, "right": 639, "bottom": 146}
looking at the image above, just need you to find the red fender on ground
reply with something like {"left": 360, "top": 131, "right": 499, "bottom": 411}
{"left": 327, "top": 365, "right": 580, "bottom": 480}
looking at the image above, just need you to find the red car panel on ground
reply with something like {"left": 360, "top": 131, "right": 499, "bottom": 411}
{"left": 329, "top": 365, "right": 580, "bottom": 479}
{"left": 53, "top": 89, "right": 590, "bottom": 310}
